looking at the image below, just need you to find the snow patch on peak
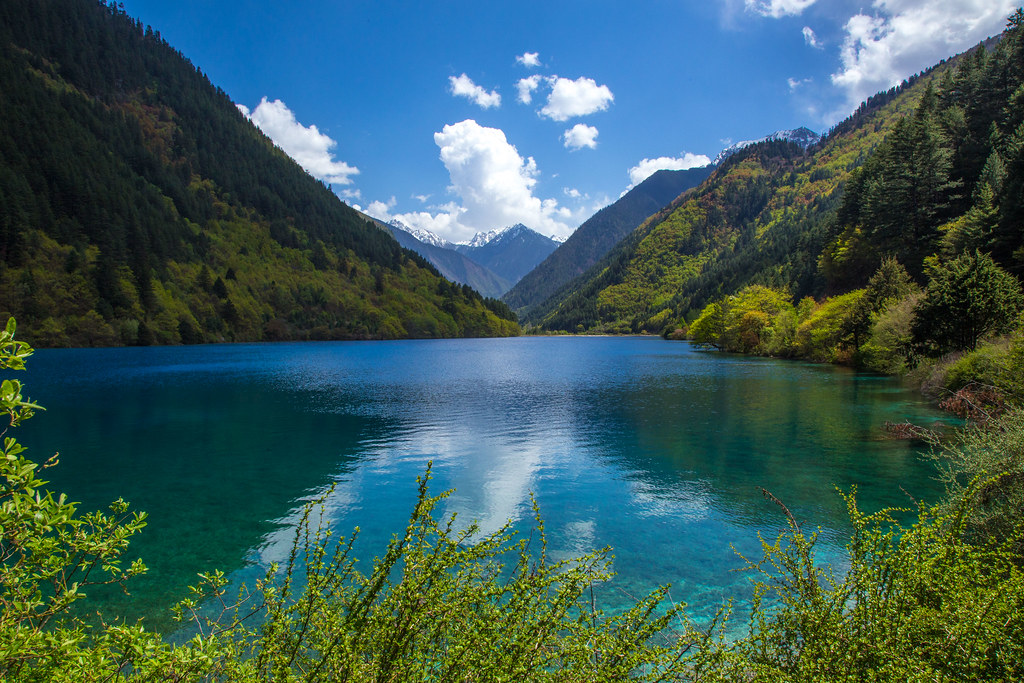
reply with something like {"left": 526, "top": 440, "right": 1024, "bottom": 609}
{"left": 460, "top": 226, "right": 510, "bottom": 248}
{"left": 460, "top": 224, "right": 542, "bottom": 247}
{"left": 713, "top": 127, "right": 820, "bottom": 166}
{"left": 389, "top": 220, "right": 451, "bottom": 249}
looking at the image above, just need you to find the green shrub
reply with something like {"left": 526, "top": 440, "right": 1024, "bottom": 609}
{"left": 689, "top": 301, "right": 725, "bottom": 348}
{"left": 794, "top": 290, "right": 865, "bottom": 362}
{"left": 731, "top": 487, "right": 1024, "bottom": 681}
{"left": 4, "top": 316, "right": 1024, "bottom": 681}
{"left": 943, "top": 339, "right": 1014, "bottom": 391}
{"left": 858, "top": 291, "right": 923, "bottom": 374}
{"left": 928, "top": 407, "right": 1024, "bottom": 557}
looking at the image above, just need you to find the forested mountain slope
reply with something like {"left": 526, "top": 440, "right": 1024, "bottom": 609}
{"left": 0, "top": 0, "right": 518, "bottom": 346}
{"left": 536, "top": 15, "right": 1024, "bottom": 334}
{"left": 505, "top": 166, "right": 712, "bottom": 318}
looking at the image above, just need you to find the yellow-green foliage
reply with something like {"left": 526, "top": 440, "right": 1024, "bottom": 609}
{"left": 932, "top": 333, "right": 1024, "bottom": 401}
{"left": 690, "top": 301, "right": 725, "bottom": 347}
{"left": 720, "top": 285, "right": 794, "bottom": 354}
{"left": 794, "top": 289, "right": 866, "bottom": 362}
{"left": 732, "top": 485, "right": 1024, "bottom": 682}
{"left": 1, "top": 215, "right": 518, "bottom": 346}
{"left": 545, "top": 64, "right": 939, "bottom": 336}
{"left": 4, "top": 317, "right": 1024, "bottom": 681}
{"left": 858, "top": 292, "right": 923, "bottom": 374}
{"left": 688, "top": 283, "right": 915, "bottom": 368}
{"left": 689, "top": 285, "right": 797, "bottom": 355}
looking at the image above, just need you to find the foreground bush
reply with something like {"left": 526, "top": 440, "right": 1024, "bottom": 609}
{"left": 3, "top": 316, "right": 1023, "bottom": 681}
{"left": 729, "top": 487, "right": 1024, "bottom": 681}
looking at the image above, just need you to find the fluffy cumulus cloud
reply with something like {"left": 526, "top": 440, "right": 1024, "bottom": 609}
{"left": 449, "top": 73, "right": 501, "bottom": 109}
{"left": 562, "top": 123, "right": 599, "bottom": 150}
{"left": 366, "top": 197, "right": 397, "bottom": 219}
{"left": 539, "top": 76, "right": 614, "bottom": 121}
{"left": 745, "top": 0, "right": 817, "bottom": 18}
{"left": 627, "top": 152, "right": 711, "bottom": 188}
{"left": 803, "top": 26, "right": 823, "bottom": 48}
{"left": 237, "top": 97, "right": 359, "bottom": 186}
{"left": 516, "top": 75, "right": 541, "bottom": 104}
{"left": 831, "top": 0, "right": 1017, "bottom": 114}
{"left": 373, "top": 120, "right": 582, "bottom": 242}
{"left": 516, "top": 51, "right": 541, "bottom": 68}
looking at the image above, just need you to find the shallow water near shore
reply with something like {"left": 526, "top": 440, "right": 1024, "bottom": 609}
{"left": 21, "top": 336, "right": 950, "bottom": 633}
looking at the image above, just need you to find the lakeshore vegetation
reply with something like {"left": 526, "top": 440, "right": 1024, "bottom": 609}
{"left": 531, "top": 10, "right": 1024, "bottom": 387}
{"left": 3, "top": 0, "right": 1024, "bottom": 678}
{"left": 2, "top": 319, "right": 1024, "bottom": 680}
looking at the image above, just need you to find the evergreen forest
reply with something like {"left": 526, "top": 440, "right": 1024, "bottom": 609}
{"left": 3, "top": 1, "right": 1024, "bottom": 680}
{"left": 0, "top": 0, "right": 518, "bottom": 346}
{"left": 532, "top": 13, "right": 1024, "bottom": 384}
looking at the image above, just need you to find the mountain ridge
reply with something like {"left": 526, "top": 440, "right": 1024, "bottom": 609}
{"left": 381, "top": 220, "right": 512, "bottom": 298}
{"left": 505, "top": 165, "right": 713, "bottom": 318}
{"left": 453, "top": 224, "right": 560, "bottom": 287}
{"left": 0, "top": 0, "right": 519, "bottom": 345}
{"left": 711, "top": 127, "right": 821, "bottom": 166}
{"left": 531, "top": 23, "right": 1024, "bottom": 334}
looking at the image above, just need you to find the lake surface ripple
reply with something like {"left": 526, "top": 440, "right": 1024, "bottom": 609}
{"left": 22, "top": 337, "right": 948, "bottom": 631}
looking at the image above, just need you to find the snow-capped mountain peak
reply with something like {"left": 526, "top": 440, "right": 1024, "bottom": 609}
{"left": 459, "top": 226, "right": 512, "bottom": 248}
{"left": 713, "top": 127, "right": 820, "bottom": 166}
{"left": 389, "top": 220, "right": 451, "bottom": 249}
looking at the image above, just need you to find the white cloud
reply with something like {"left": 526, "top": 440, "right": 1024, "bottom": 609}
{"left": 745, "top": 0, "right": 818, "bottom": 18}
{"left": 562, "top": 123, "right": 599, "bottom": 150}
{"left": 563, "top": 187, "right": 583, "bottom": 199}
{"left": 413, "top": 194, "right": 431, "bottom": 203}
{"left": 803, "top": 26, "right": 823, "bottom": 48}
{"left": 539, "top": 76, "right": 614, "bottom": 121}
{"left": 516, "top": 51, "right": 541, "bottom": 68}
{"left": 516, "top": 75, "right": 542, "bottom": 104}
{"left": 627, "top": 152, "right": 712, "bottom": 189}
{"left": 340, "top": 188, "right": 362, "bottom": 200}
{"left": 238, "top": 97, "right": 359, "bottom": 186}
{"left": 788, "top": 76, "right": 812, "bottom": 90}
{"left": 377, "top": 120, "right": 584, "bottom": 242}
{"left": 831, "top": 0, "right": 1016, "bottom": 116}
{"left": 365, "top": 197, "right": 397, "bottom": 221}
{"left": 449, "top": 73, "right": 501, "bottom": 109}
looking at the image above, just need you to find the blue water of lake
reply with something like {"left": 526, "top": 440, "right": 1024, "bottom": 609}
{"left": 20, "top": 336, "right": 949, "bottom": 633}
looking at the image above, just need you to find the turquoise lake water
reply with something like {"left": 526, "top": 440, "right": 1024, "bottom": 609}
{"left": 19, "top": 336, "right": 950, "bottom": 633}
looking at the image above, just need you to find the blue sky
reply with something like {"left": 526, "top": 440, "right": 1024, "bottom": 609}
{"left": 119, "top": 0, "right": 1016, "bottom": 242}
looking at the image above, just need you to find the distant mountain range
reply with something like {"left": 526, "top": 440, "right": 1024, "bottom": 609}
{"left": 386, "top": 222, "right": 559, "bottom": 298}
{"left": 0, "top": 0, "right": 520, "bottom": 345}
{"left": 452, "top": 224, "right": 560, "bottom": 285}
{"left": 383, "top": 221, "right": 511, "bottom": 298}
{"left": 504, "top": 165, "right": 713, "bottom": 318}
